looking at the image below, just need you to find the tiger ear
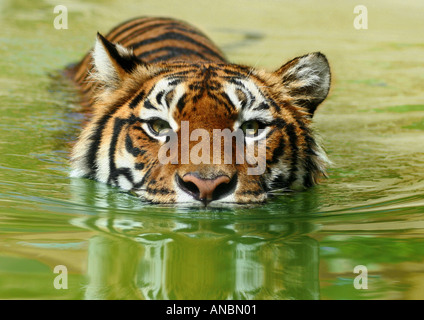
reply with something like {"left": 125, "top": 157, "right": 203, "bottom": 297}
{"left": 275, "top": 52, "right": 331, "bottom": 116}
{"left": 92, "top": 32, "right": 142, "bottom": 88}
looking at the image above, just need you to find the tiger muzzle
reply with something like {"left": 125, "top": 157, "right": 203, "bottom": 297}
{"left": 176, "top": 172, "right": 237, "bottom": 205}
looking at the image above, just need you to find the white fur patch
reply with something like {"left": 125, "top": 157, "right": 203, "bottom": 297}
{"left": 284, "top": 53, "right": 330, "bottom": 98}
{"left": 223, "top": 79, "right": 274, "bottom": 130}
{"left": 92, "top": 38, "right": 117, "bottom": 84}
{"left": 92, "top": 37, "right": 133, "bottom": 85}
{"left": 117, "top": 175, "right": 133, "bottom": 191}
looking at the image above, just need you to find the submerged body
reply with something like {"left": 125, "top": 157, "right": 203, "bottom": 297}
{"left": 69, "top": 17, "right": 331, "bottom": 205}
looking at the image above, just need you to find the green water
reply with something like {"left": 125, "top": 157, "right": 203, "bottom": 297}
{"left": 1, "top": 0, "right": 423, "bottom": 300}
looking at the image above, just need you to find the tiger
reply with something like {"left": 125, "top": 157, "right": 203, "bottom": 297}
{"left": 67, "top": 17, "right": 331, "bottom": 206}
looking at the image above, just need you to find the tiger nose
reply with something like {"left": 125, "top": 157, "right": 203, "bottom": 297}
{"left": 178, "top": 173, "right": 233, "bottom": 205}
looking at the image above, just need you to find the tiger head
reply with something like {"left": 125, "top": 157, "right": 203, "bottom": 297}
{"left": 71, "top": 34, "right": 331, "bottom": 205}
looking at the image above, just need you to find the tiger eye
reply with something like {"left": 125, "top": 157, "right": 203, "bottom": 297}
{"left": 241, "top": 120, "right": 260, "bottom": 136}
{"left": 150, "top": 119, "right": 171, "bottom": 135}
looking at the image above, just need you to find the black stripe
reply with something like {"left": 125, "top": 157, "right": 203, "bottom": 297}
{"left": 244, "top": 90, "right": 255, "bottom": 109}
{"left": 118, "top": 22, "right": 181, "bottom": 43}
{"left": 144, "top": 99, "right": 157, "bottom": 110}
{"left": 125, "top": 133, "right": 146, "bottom": 157}
{"left": 301, "top": 128, "right": 319, "bottom": 187}
{"left": 253, "top": 102, "right": 269, "bottom": 111}
{"left": 176, "top": 93, "right": 186, "bottom": 112}
{"left": 272, "top": 173, "right": 290, "bottom": 190}
{"left": 267, "top": 97, "right": 282, "bottom": 114}
{"left": 131, "top": 31, "right": 224, "bottom": 60}
{"left": 86, "top": 113, "right": 113, "bottom": 178}
{"left": 109, "top": 17, "right": 171, "bottom": 41}
{"left": 267, "top": 137, "right": 285, "bottom": 165}
{"left": 107, "top": 119, "right": 149, "bottom": 185}
{"left": 165, "top": 25, "right": 208, "bottom": 37}
{"left": 165, "top": 69, "right": 195, "bottom": 77}
{"left": 129, "top": 89, "right": 145, "bottom": 109}
{"left": 239, "top": 189, "right": 265, "bottom": 196}
{"left": 168, "top": 78, "right": 183, "bottom": 86}
{"left": 266, "top": 127, "right": 277, "bottom": 140}
{"left": 132, "top": 160, "right": 157, "bottom": 189}
{"left": 221, "top": 67, "right": 251, "bottom": 77}
{"left": 123, "top": 22, "right": 209, "bottom": 48}
{"left": 235, "top": 72, "right": 284, "bottom": 114}
{"left": 302, "top": 159, "right": 316, "bottom": 188}
{"left": 226, "top": 79, "right": 257, "bottom": 110}
{"left": 107, "top": 118, "right": 128, "bottom": 184}
{"left": 265, "top": 119, "right": 287, "bottom": 140}
{"left": 239, "top": 96, "right": 247, "bottom": 109}
{"left": 135, "top": 162, "right": 145, "bottom": 170}
{"left": 227, "top": 78, "right": 244, "bottom": 87}
{"left": 111, "top": 167, "right": 135, "bottom": 185}
{"left": 270, "top": 118, "right": 287, "bottom": 129}
{"left": 85, "top": 98, "right": 139, "bottom": 179}
{"left": 132, "top": 174, "right": 147, "bottom": 190}
{"left": 156, "top": 90, "right": 165, "bottom": 105}
{"left": 140, "top": 47, "right": 210, "bottom": 63}
{"left": 97, "top": 33, "right": 140, "bottom": 74}
{"left": 285, "top": 123, "right": 299, "bottom": 185}
{"left": 219, "top": 92, "right": 238, "bottom": 114}
{"left": 267, "top": 132, "right": 290, "bottom": 189}
{"left": 132, "top": 124, "right": 157, "bottom": 143}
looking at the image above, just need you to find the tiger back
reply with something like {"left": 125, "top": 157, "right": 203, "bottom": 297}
{"left": 68, "top": 16, "right": 331, "bottom": 205}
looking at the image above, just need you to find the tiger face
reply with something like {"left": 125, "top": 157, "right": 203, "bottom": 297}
{"left": 70, "top": 19, "right": 331, "bottom": 206}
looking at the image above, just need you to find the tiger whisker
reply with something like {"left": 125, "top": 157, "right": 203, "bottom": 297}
{"left": 244, "top": 53, "right": 267, "bottom": 78}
